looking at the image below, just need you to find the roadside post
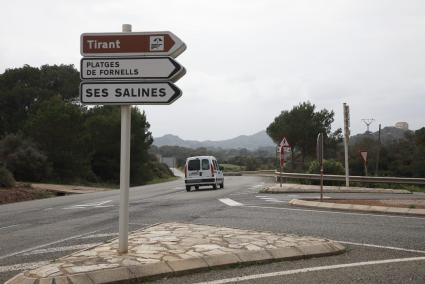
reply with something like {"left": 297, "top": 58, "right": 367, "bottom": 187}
{"left": 360, "top": 150, "right": 368, "bottom": 176}
{"left": 79, "top": 24, "right": 186, "bottom": 253}
{"left": 279, "top": 137, "right": 291, "bottom": 187}
{"left": 316, "top": 133, "right": 324, "bottom": 201}
{"left": 343, "top": 103, "right": 350, "bottom": 187}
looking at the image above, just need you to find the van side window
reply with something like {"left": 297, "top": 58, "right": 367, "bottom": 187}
{"left": 213, "top": 160, "right": 218, "bottom": 170}
{"left": 201, "top": 159, "right": 210, "bottom": 170}
{"left": 188, "top": 159, "right": 200, "bottom": 171}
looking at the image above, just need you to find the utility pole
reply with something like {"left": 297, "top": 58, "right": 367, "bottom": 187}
{"left": 361, "top": 118, "right": 375, "bottom": 134}
{"left": 343, "top": 103, "right": 350, "bottom": 187}
{"left": 375, "top": 123, "right": 381, "bottom": 176}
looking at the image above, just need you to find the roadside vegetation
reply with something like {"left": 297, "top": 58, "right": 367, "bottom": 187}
{"left": 154, "top": 101, "right": 424, "bottom": 188}
{"left": 0, "top": 65, "right": 173, "bottom": 189}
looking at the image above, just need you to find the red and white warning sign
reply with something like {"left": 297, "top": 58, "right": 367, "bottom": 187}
{"left": 360, "top": 151, "right": 368, "bottom": 163}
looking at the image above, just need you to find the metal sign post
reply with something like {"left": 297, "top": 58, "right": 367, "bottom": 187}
{"left": 118, "top": 24, "right": 132, "bottom": 254}
{"left": 317, "top": 133, "right": 324, "bottom": 201}
{"left": 279, "top": 146, "right": 284, "bottom": 187}
{"left": 343, "top": 103, "right": 350, "bottom": 188}
{"left": 279, "top": 137, "right": 291, "bottom": 187}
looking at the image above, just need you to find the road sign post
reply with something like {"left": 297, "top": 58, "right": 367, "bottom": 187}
{"left": 80, "top": 24, "right": 186, "bottom": 254}
{"left": 119, "top": 24, "right": 132, "bottom": 254}
{"left": 317, "top": 133, "right": 324, "bottom": 201}
{"left": 279, "top": 137, "right": 291, "bottom": 187}
{"left": 343, "top": 103, "right": 350, "bottom": 188}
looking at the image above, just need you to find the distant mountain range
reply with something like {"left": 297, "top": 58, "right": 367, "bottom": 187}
{"left": 153, "top": 126, "right": 412, "bottom": 150}
{"left": 153, "top": 130, "right": 275, "bottom": 150}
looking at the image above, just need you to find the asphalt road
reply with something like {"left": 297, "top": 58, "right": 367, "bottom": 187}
{"left": 1, "top": 176, "right": 424, "bottom": 283}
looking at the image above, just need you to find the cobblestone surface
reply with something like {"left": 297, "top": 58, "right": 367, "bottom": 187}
{"left": 7, "top": 223, "right": 345, "bottom": 283}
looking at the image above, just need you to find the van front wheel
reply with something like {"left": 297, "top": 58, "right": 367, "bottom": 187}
{"left": 219, "top": 182, "right": 224, "bottom": 189}
{"left": 186, "top": 186, "right": 191, "bottom": 192}
{"left": 212, "top": 184, "right": 217, "bottom": 190}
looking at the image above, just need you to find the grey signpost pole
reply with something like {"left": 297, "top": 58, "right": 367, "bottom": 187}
{"left": 119, "top": 24, "right": 132, "bottom": 254}
{"left": 343, "top": 103, "right": 350, "bottom": 188}
{"left": 317, "top": 133, "right": 324, "bottom": 202}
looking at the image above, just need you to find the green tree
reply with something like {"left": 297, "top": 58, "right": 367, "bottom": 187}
{"left": 84, "top": 106, "right": 153, "bottom": 185}
{"left": 0, "top": 133, "right": 50, "bottom": 181}
{"left": 0, "top": 65, "right": 79, "bottom": 136}
{"left": 25, "top": 96, "right": 92, "bottom": 182}
{"left": 266, "top": 102, "right": 335, "bottom": 169}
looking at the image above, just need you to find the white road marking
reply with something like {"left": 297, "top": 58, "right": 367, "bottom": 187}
{"left": 218, "top": 198, "right": 243, "bottom": 207}
{"left": 0, "top": 229, "right": 99, "bottom": 260}
{"left": 63, "top": 200, "right": 113, "bottom": 209}
{"left": 0, "top": 261, "right": 50, "bottom": 273}
{"left": 23, "top": 243, "right": 101, "bottom": 255}
{"left": 0, "top": 224, "right": 20, "bottom": 230}
{"left": 173, "top": 187, "right": 184, "bottom": 190}
{"left": 245, "top": 205, "right": 425, "bottom": 220}
{"left": 80, "top": 233, "right": 118, "bottom": 239}
{"left": 229, "top": 192, "right": 255, "bottom": 196}
{"left": 194, "top": 256, "right": 425, "bottom": 284}
{"left": 337, "top": 241, "right": 425, "bottom": 254}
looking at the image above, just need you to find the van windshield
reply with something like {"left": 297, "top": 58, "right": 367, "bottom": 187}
{"left": 188, "top": 159, "right": 200, "bottom": 171}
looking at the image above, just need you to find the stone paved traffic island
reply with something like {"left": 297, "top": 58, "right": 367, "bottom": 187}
{"left": 6, "top": 223, "right": 345, "bottom": 284}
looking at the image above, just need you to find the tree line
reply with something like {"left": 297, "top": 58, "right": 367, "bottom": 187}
{"left": 266, "top": 102, "right": 425, "bottom": 177}
{"left": 0, "top": 65, "right": 172, "bottom": 187}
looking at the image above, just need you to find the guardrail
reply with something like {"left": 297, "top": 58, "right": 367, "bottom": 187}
{"left": 274, "top": 171, "right": 425, "bottom": 185}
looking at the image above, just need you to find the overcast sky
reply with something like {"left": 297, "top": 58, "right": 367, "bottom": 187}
{"left": 1, "top": 0, "right": 424, "bottom": 141}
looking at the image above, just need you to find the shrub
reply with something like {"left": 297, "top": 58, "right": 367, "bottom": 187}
{"left": 308, "top": 159, "right": 345, "bottom": 175}
{"left": 0, "top": 166, "right": 15, "bottom": 187}
{"left": 0, "top": 133, "right": 50, "bottom": 181}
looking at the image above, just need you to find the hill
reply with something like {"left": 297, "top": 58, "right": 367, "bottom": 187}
{"left": 153, "top": 130, "right": 275, "bottom": 150}
{"left": 349, "top": 126, "right": 412, "bottom": 145}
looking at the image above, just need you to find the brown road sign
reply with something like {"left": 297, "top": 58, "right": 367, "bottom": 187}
{"left": 80, "top": 31, "right": 186, "bottom": 58}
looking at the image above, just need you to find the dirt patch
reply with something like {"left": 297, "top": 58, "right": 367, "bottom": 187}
{"left": 0, "top": 184, "right": 58, "bottom": 204}
{"left": 324, "top": 199, "right": 425, "bottom": 209}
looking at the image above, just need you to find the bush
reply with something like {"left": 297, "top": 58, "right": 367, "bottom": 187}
{"left": 307, "top": 159, "right": 345, "bottom": 186}
{"left": 0, "top": 166, "right": 15, "bottom": 187}
{"left": 0, "top": 133, "right": 50, "bottom": 181}
{"left": 308, "top": 159, "right": 345, "bottom": 175}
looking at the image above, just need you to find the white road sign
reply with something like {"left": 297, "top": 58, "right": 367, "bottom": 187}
{"left": 80, "top": 57, "right": 185, "bottom": 82}
{"left": 80, "top": 81, "right": 182, "bottom": 105}
{"left": 280, "top": 137, "right": 290, "bottom": 148}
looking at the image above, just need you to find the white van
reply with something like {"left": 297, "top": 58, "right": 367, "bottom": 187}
{"left": 184, "top": 156, "right": 224, "bottom": 191}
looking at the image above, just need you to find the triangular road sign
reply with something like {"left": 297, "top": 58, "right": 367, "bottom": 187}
{"left": 280, "top": 137, "right": 290, "bottom": 148}
{"left": 360, "top": 151, "right": 368, "bottom": 163}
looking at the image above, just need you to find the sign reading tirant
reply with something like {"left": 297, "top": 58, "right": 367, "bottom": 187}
{"left": 80, "top": 31, "right": 186, "bottom": 58}
{"left": 80, "top": 81, "right": 181, "bottom": 105}
{"left": 80, "top": 57, "right": 185, "bottom": 81}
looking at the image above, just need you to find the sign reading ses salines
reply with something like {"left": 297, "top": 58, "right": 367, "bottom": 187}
{"left": 80, "top": 81, "right": 182, "bottom": 105}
